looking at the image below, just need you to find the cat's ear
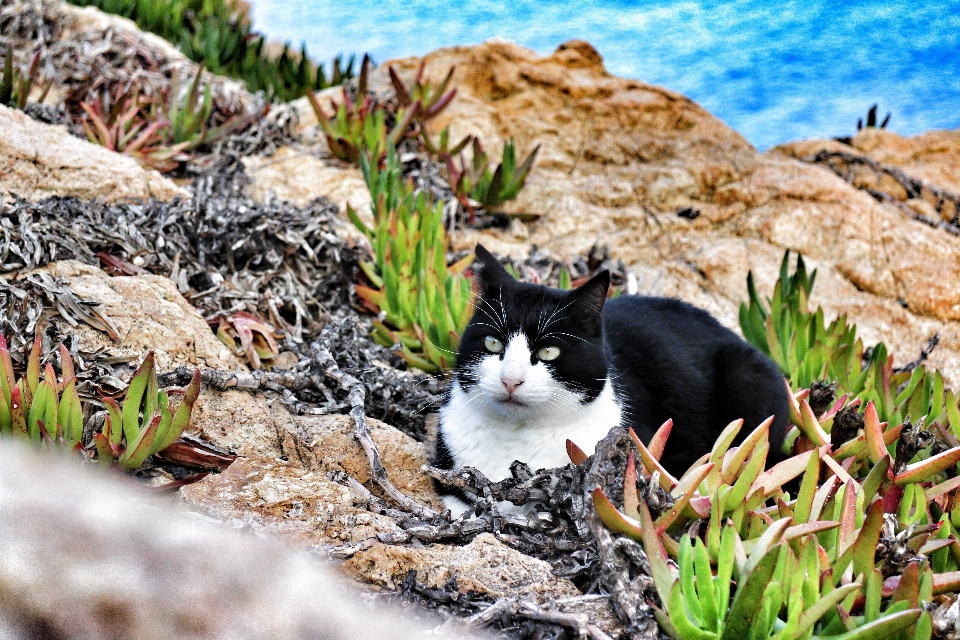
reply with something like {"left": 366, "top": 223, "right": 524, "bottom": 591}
{"left": 473, "top": 244, "right": 514, "bottom": 292}
{"left": 569, "top": 270, "right": 610, "bottom": 321}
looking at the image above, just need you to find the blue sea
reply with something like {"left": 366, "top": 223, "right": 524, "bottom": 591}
{"left": 248, "top": 0, "right": 960, "bottom": 150}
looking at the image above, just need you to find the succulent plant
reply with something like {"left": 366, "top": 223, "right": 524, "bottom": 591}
{"left": 590, "top": 250, "right": 960, "bottom": 639}
{"left": 93, "top": 352, "right": 202, "bottom": 470}
{"left": 446, "top": 138, "right": 541, "bottom": 218}
{"left": 740, "top": 252, "right": 955, "bottom": 428}
{"left": 0, "top": 336, "right": 83, "bottom": 450}
{"left": 165, "top": 67, "right": 263, "bottom": 149}
{"left": 0, "top": 45, "right": 51, "bottom": 110}
{"left": 389, "top": 61, "right": 457, "bottom": 128}
{"left": 349, "top": 148, "right": 473, "bottom": 372}
{"left": 0, "top": 336, "right": 202, "bottom": 471}
{"left": 858, "top": 104, "right": 891, "bottom": 131}
{"left": 79, "top": 71, "right": 260, "bottom": 172}
{"left": 66, "top": 0, "right": 354, "bottom": 101}
{"left": 312, "top": 61, "right": 537, "bottom": 370}
{"left": 307, "top": 56, "right": 420, "bottom": 166}
{"left": 211, "top": 311, "right": 279, "bottom": 370}
{"left": 80, "top": 87, "right": 191, "bottom": 173}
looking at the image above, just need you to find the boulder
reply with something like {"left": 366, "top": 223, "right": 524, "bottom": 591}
{"left": 0, "top": 441, "right": 469, "bottom": 639}
{"left": 344, "top": 532, "right": 579, "bottom": 598}
{"left": 849, "top": 128, "right": 960, "bottom": 194}
{"left": 243, "top": 146, "right": 372, "bottom": 218}
{"left": 370, "top": 39, "right": 960, "bottom": 385}
{"left": 0, "top": 104, "right": 187, "bottom": 203}
{"left": 37, "top": 260, "right": 244, "bottom": 371}
{"left": 179, "top": 455, "right": 407, "bottom": 546}
{"left": 180, "top": 389, "right": 443, "bottom": 546}
{"left": 343, "top": 533, "right": 623, "bottom": 636}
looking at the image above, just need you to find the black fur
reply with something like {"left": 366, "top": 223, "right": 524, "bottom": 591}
{"left": 434, "top": 243, "right": 788, "bottom": 480}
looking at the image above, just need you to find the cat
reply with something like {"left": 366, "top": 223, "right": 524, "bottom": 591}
{"left": 433, "top": 244, "right": 789, "bottom": 513}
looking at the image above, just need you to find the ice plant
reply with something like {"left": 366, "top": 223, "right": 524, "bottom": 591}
{"left": 307, "top": 56, "right": 419, "bottom": 165}
{"left": 0, "top": 336, "right": 202, "bottom": 471}
{"left": 589, "top": 251, "right": 960, "bottom": 639}
{"left": 211, "top": 311, "right": 279, "bottom": 370}
{"left": 0, "top": 336, "right": 83, "bottom": 450}
{"left": 93, "top": 352, "right": 202, "bottom": 470}
{"left": 349, "top": 148, "right": 473, "bottom": 372}
{"left": 0, "top": 45, "right": 50, "bottom": 110}
{"left": 66, "top": 0, "right": 353, "bottom": 101}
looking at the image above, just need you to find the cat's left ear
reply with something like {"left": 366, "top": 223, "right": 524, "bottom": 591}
{"left": 472, "top": 243, "right": 515, "bottom": 293}
{"left": 569, "top": 270, "right": 610, "bottom": 321}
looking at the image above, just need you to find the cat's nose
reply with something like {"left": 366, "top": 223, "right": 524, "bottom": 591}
{"left": 501, "top": 375, "right": 524, "bottom": 394}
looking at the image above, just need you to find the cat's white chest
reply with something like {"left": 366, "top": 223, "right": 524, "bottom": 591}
{"left": 440, "top": 380, "right": 621, "bottom": 481}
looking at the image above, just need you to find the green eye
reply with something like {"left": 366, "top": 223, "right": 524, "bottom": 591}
{"left": 538, "top": 346, "right": 560, "bottom": 361}
{"left": 484, "top": 336, "right": 504, "bottom": 353}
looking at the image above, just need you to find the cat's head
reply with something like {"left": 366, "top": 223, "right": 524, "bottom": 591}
{"left": 454, "top": 244, "right": 610, "bottom": 422}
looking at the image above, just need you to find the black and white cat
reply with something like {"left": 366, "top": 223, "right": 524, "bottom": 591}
{"left": 434, "top": 244, "right": 789, "bottom": 511}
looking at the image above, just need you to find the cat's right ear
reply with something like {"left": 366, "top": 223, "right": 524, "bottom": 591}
{"left": 473, "top": 244, "right": 514, "bottom": 293}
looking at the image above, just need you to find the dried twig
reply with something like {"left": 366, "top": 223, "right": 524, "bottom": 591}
{"left": 807, "top": 150, "right": 960, "bottom": 234}
{"left": 441, "top": 596, "right": 615, "bottom": 640}
{"left": 583, "top": 428, "right": 661, "bottom": 640}
{"left": 310, "top": 339, "right": 439, "bottom": 518}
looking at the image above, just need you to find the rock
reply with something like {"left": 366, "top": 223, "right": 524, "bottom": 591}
{"left": 282, "top": 413, "right": 442, "bottom": 507}
{"left": 180, "top": 455, "right": 406, "bottom": 546}
{"left": 0, "top": 441, "right": 469, "bottom": 639}
{"left": 58, "top": 2, "right": 187, "bottom": 64}
{"left": 344, "top": 532, "right": 579, "bottom": 597}
{"left": 343, "top": 533, "right": 622, "bottom": 635}
{"left": 37, "top": 260, "right": 244, "bottom": 371}
{"left": 181, "top": 389, "right": 442, "bottom": 546}
{"left": 0, "top": 104, "right": 188, "bottom": 203}
{"left": 243, "top": 146, "right": 372, "bottom": 218}
{"left": 368, "top": 39, "right": 960, "bottom": 385}
{"left": 188, "top": 390, "right": 440, "bottom": 507}
{"left": 849, "top": 128, "right": 960, "bottom": 194}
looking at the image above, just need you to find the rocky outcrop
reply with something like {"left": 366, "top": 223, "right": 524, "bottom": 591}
{"left": 370, "top": 40, "right": 960, "bottom": 384}
{"left": 0, "top": 441, "right": 471, "bottom": 640}
{"left": 243, "top": 146, "right": 371, "bottom": 217}
{"left": 38, "top": 260, "right": 244, "bottom": 371}
{"left": 181, "top": 392, "right": 444, "bottom": 548}
{"left": 0, "top": 104, "right": 188, "bottom": 203}
{"left": 345, "top": 533, "right": 579, "bottom": 597}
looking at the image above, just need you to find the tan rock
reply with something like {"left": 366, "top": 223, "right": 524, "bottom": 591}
{"left": 344, "top": 532, "right": 579, "bottom": 598}
{"left": 851, "top": 128, "right": 960, "bottom": 195}
{"left": 283, "top": 413, "right": 443, "bottom": 509}
{"left": 362, "top": 40, "right": 960, "bottom": 384}
{"left": 36, "top": 260, "right": 243, "bottom": 371}
{"left": 187, "top": 388, "right": 292, "bottom": 459}
{"left": 243, "top": 146, "right": 372, "bottom": 220}
{"left": 0, "top": 104, "right": 188, "bottom": 203}
{"left": 182, "top": 388, "right": 442, "bottom": 549}
{"left": 0, "top": 442, "right": 468, "bottom": 639}
{"left": 179, "top": 455, "right": 405, "bottom": 546}
{"left": 58, "top": 2, "right": 187, "bottom": 64}
{"left": 188, "top": 389, "right": 442, "bottom": 509}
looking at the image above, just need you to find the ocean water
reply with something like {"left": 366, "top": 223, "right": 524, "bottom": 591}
{"left": 248, "top": 0, "right": 960, "bottom": 150}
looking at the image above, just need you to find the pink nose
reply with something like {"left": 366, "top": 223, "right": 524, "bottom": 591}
{"left": 501, "top": 376, "right": 524, "bottom": 394}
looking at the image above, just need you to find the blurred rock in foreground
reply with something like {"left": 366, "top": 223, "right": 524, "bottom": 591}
{"left": 0, "top": 442, "right": 472, "bottom": 640}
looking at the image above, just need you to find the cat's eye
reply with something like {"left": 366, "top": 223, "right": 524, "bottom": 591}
{"left": 484, "top": 336, "right": 504, "bottom": 353}
{"left": 537, "top": 346, "right": 561, "bottom": 361}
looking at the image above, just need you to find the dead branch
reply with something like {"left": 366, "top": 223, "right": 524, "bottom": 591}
{"left": 309, "top": 340, "right": 439, "bottom": 519}
{"left": 807, "top": 150, "right": 960, "bottom": 234}
{"left": 441, "top": 596, "right": 615, "bottom": 640}
{"left": 583, "top": 428, "right": 661, "bottom": 640}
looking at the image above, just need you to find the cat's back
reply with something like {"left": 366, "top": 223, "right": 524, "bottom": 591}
{"left": 602, "top": 295, "right": 740, "bottom": 356}
{"left": 601, "top": 294, "right": 789, "bottom": 472}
